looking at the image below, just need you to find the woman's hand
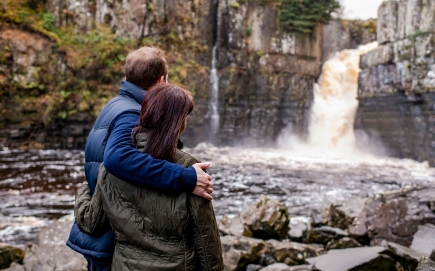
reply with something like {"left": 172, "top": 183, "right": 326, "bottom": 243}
{"left": 192, "top": 162, "right": 213, "bottom": 200}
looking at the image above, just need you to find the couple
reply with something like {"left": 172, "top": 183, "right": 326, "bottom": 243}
{"left": 67, "top": 46, "right": 224, "bottom": 270}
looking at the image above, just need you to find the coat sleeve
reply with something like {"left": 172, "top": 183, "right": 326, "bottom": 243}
{"left": 103, "top": 112, "right": 197, "bottom": 192}
{"left": 74, "top": 173, "right": 110, "bottom": 235}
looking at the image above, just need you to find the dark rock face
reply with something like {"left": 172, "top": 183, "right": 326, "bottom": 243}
{"left": 267, "top": 239, "right": 322, "bottom": 266}
{"left": 357, "top": 0, "right": 435, "bottom": 165}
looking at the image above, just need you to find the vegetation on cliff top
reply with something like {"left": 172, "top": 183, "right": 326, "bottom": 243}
{"left": 279, "top": 0, "right": 340, "bottom": 36}
{"left": 0, "top": 0, "right": 138, "bottom": 122}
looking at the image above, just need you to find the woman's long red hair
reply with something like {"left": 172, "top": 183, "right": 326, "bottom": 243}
{"left": 133, "top": 83, "right": 194, "bottom": 162}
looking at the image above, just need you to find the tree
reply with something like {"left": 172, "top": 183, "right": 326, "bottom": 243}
{"left": 279, "top": 0, "right": 340, "bottom": 37}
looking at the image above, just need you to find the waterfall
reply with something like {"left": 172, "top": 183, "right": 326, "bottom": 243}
{"left": 207, "top": 45, "right": 220, "bottom": 143}
{"left": 279, "top": 42, "right": 379, "bottom": 157}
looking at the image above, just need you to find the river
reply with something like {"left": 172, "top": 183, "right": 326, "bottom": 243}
{"left": 1, "top": 145, "right": 434, "bottom": 247}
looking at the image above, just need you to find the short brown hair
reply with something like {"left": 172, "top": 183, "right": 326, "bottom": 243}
{"left": 125, "top": 46, "right": 168, "bottom": 90}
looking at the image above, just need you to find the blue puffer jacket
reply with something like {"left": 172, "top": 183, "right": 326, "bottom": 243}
{"left": 66, "top": 81, "right": 147, "bottom": 258}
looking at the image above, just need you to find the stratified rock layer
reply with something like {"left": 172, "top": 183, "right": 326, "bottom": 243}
{"left": 357, "top": 0, "right": 435, "bottom": 165}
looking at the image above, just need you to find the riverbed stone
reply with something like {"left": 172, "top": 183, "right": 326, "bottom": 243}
{"left": 267, "top": 239, "right": 322, "bottom": 266}
{"left": 241, "top": 195, "right": 289, "bottom": 240}
{"left": 259, "top": 263, "right": 312, "bottom": 271}
{"left": 0, "top": 243, "right": 23, "bottom": 269}
{"left": 306, "top": 246, "right": 394, "bottom": 271}
{"left": 22, "top": 215, "right": 87, "bottom": 271}
{"left": 221, "top": 235, "right": 268, "bottom": 271}
{"left": 288, "top": 217, "right": 310, "bottom": 241}
{"left": 366, "top": 186, "right": 435, "bottom": 246}
{"left": 386, "top": 241, "right": 424, "bottom": 271}
{"left": 306, "top": 226, "right": 348, "bottom": 245}
{"left": 416, "top": 256, "right": 435, "bottom": 271}
{"left": 219, "top": 215, "right": 253, "bottom": 237}
{"left": 329, "top": 198, "right": 368, "bottom": 243}
{"left": 411, "top": 224, "right": 435, "bottom": 255}
{"left": 325, "top": 237, "right": 362, "bottom": 250}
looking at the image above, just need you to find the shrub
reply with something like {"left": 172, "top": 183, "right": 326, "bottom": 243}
{"left": 279, "top": 0, "right": 340, "bottom": 37}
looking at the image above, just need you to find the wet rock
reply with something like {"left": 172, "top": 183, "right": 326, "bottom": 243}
{"left": 259, "top": 263, "right": 312, "bottom": 271}
{"left": 241, "top": 195, "right": 289, "bottom": 240}
{"left": 221, "top": 235, "right": 268, "bottom": 271}
{"left": 267, "top": 239, "right": 322, "bottom": 266}
{"left": 3, "top": 263, "right": 25, "bottom": 271}
{"left": 411, "top": 224, "right": 435, "bottom": 255}
{"left": 386, "top": 241, "right": 423, "bottom": 271}
{"left": 288, "top": 217, "right": 310, "bottom": 241}
{"left": 306, "top": 226, "right": 348, "bottom": 245}
{"left": 0, "top": 243, "right": 23, "bottom": 269}
{"left": 329, "top": 198, "right": 368, "bottom": 244}
{"left": 365, "top": 186, "right": 435, "bottom": 246}
{"left": 219, "top": 215, "right": 253, "bottom": 237}
{"left": 325, "top": 237, "right": 362, "bottom": 250}
{"left": 416, "top": 256, "right": 435, "bottom": 271}
{"left": 246, "top": 264, "right": 263, "bottom": 271}
{"left": 310, "top": 209, "right": 330, "bottom": 227}
{"left": 22, "top": 215, "right": 87, "bottom": 271}
{"left": 306, "top": 246, "right": 394, "bottom": 271}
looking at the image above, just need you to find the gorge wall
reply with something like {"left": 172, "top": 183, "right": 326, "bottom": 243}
{"left": 356, "top": 0, "right": 435, "bottom": 165}
{"left": 0, "top": 0, "right": 374, "bottom": 149}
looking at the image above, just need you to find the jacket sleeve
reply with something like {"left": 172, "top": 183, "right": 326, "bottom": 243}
{"left": 189, "top": 195, "right": 224, "bottom": 271}
{"left": 103, "top": 112, "right": 197, "bottom": 192}
{"left": 74, "top": 180, "right": 110, "bottom": 235}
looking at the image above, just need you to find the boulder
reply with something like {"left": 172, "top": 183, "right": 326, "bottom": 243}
{"left": 0, "top": 244, "right": 23, "bottom": 269}
{"left": 329, "top": 198, "right": 369, "bottom": 244}
{"left": 310, "top": 209, "right": 330, "bottom": 227}
{"left": 386, "top": 242, "right": 424, "bottom": 271}
{"left": 219, "top": 215, "right": 253, "bottom": 237}
{"left": 246, "top": 264, "right": 263, "bottom": 271}
{"left": 411, "top": 224, "right": 435, "bottom": 255}
{"left": 365, "top": 186, "right": 435, "bottom": 246}
{"left": 221, "top": 235, "right": 268, "bottom": 271}
{"left": 288, "top": 217, "right": 310, "bottom": 241}
{"left": 22, "top": 215, "right": 87, "bottom": 271}
{"left": 306, "top": 246, "right": 394, "bottom": 271}
{"left": 259, "top": 263, "right": 312, "bottom": 271}
{"left": 416, "top": 256, "right": 435, "bottom": 271}
{"left": 267, "top": 239, "right": 322, "bottom": 266}
{"left": 325, "top": 237, "right": 362, "bottom": 250}
{"left": 241, "top": 195, "right": 289, "bottom": 240}
{"left": 306, "top": 226, "right": 348, "bottom": 245}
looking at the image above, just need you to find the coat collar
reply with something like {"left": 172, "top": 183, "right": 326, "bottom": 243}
{"left": 119, "top": 80, "right": 146, "bottom": 104}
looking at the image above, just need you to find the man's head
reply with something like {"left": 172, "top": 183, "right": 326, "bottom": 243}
{"left": 125, "top": 46, "right": 168, "bottom": 90}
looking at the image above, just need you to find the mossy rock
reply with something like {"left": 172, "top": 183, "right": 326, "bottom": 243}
{"left": 0, "top": 243, "right": 24, "bottom": 269}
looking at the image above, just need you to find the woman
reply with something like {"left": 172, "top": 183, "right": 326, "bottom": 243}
{"left": 74, "top": 83, "right": 223, "bottom": 271}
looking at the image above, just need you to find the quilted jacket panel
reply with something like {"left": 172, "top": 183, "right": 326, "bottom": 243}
{"left": 75, "top": 133, "right": 224, "bottom": 270}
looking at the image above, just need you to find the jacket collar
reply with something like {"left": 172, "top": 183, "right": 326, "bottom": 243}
{"left": 119, "top": 80, "right": 146, "bottom": 104}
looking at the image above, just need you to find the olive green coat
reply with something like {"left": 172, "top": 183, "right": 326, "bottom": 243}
{"left": 74, "top": 133, "right": 223, "bottom": 270}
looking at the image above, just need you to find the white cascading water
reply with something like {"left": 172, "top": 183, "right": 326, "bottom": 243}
{"left": 279, "top": 42, "right": 379, "bottom": 158}
{"left": 207, "top": 45, "right": 220, "bottom": 143}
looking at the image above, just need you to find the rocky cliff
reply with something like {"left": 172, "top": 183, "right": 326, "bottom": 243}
{"left": 0, "top": 0, "right": 374, "bottom": 149}
{"left": 356, "top": 0, "right": 435, "bottom": 165}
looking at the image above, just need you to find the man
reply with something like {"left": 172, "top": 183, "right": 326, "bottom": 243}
{"left": 67, "top": 46, "right": 213, "bottom": 271}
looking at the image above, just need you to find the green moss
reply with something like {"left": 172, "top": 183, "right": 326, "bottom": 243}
{"left": 407, "top": 30, "right": 431, "bottom": 42}
{"left": 246, "top": 24, "right": 253, "bottom": 36}
{"left": 229, "top": 1, "right": 241, "bottom": 8}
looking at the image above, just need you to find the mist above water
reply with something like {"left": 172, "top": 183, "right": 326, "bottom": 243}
{"left": 278, "top": 42, "right": 381, "bottom": 160}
